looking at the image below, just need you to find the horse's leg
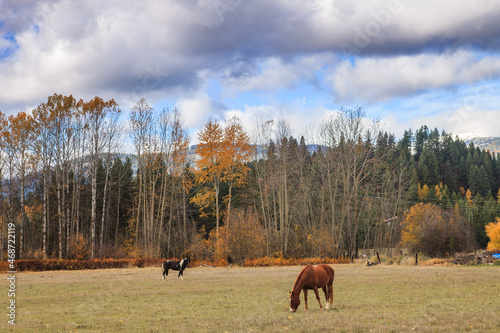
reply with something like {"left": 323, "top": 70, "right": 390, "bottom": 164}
{"left": 303, "top": 288, "right": 308, "bottom": 311}
{"left": 322, "top": 286, "right": 330, "bottom": 309}
{"left": 313, "top": 286, "right": 323, "bottom": 310}
{"left": 328, "top": 283, "right": 334, "bottom": 309}
{"left": 178, "top": 269, "right": 184, "bottom": 280}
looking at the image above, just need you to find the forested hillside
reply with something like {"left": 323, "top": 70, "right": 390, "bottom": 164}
{"left": 464, "top": 136, "right": 500, "bottom": 154}
{"left": 1, "top": 95, "right": 499, "bottom": 262}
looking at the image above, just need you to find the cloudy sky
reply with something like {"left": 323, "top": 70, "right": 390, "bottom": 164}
{"left": 1, "top": 0, "right": 500, "bottom": 142}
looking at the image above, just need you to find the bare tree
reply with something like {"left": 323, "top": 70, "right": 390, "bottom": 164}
{"left": 82, "top": 97, "right": 121, "bottom": 258}
{"left": 33, "top": 101, "right": 56, "bottom": 259}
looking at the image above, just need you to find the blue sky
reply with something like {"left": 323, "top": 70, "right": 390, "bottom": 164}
{"left": 1, "top": 0, "right": 500, "bottom": 143}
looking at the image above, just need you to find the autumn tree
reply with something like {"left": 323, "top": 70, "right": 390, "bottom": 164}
{"left": 32, "top": 99, "right": 55, "bottom": 258}
{"left": 401, "top": 203, "right": 475, "bottom": 257}
{"left": 222, "top": 208, "right": 265, "bottom": 265}
{"left": 0, "top": 111, "right": 7, "bottom": 260}
{"left": 192, "top": 117, "right": 253, "bottom": 251}
{"left": 7, "top": 112, "right": 37, "bottom": 258}
{"left": 221, "top": 116, "right": 253, "bottom": 227}
{"left": 192, "top": 119, "right": 224, "bottom": 243}
{"left": 51, "top": 95, "right": 79, "bottom": 258}
{"left": 82, "top": 97, "right": 121, "bottom": 258}
{"left": 485, "top": 217, "right": 500, "bottom": 251}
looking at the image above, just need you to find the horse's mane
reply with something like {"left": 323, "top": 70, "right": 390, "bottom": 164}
{"left": 292, "top": 265, "right": 312, "bottom": 291}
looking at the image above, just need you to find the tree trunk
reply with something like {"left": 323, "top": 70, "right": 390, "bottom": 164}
{"left": 42, "top": 170, "right": 48, "bottom": 259}
{"left": 100, "top": 158, "right": 111, "bottom": 253}
{"left": 91, "top": 164, "right": 97, "bottom": 258}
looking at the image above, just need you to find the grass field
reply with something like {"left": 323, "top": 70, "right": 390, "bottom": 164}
{"left": 2, "top": 264, "right": 500, "bottom": 332}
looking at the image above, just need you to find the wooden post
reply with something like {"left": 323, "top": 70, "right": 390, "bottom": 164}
{"left": 376, "top": 252, "right": 381, "bottom": 264}
{"left": 415, "top": 253, "right": 418, "bottom": 265}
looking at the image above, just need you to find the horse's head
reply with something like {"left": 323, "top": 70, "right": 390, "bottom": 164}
{"left": 289, "top": 290, "right": 300, "bottom": 312}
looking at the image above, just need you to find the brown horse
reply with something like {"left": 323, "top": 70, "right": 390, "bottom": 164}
{"left": 289, "top": 264, "right": 334, "bottom": 312}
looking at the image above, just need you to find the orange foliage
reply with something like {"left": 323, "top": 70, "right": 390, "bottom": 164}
{"left": 223, "top": 208, "right": 265, "bottom": 264}
{"left": 466, "top": 189, "right": 474, "bottom": 206}
{"left": 24, "top": 204, "right": 43, "bottom": 224}
{"left": 400, "top": 203, "right": 432, "bottom": 251}
{"left": 417, "top": 183, "right": 430, "bottom": 199}
{"left": 68, "top": 234, "right": 90, "bottom": 260}
{"left": 401, "top": 202, "right": 475, "bottom": 256}
{"left": 306, "top": 224, "right": 338, "bottom": 258}
{"left": 485, "top": 217, "right": 500, "bottom": 251}
{"left": 244, "top": 257, "right": 350, "bottom": 267}
{"left": 191, "top": 117, "right": 254, "bottom": 229}
{"left": 0, "top": 258, "right": 156, "bottom": 272}
{"left": 122, "top": 217, "right": 140, "bottom": 258}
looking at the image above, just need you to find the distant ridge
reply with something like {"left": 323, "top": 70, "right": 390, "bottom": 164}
{"left": 463, "top": 136, "right": 500, "bottom": 154}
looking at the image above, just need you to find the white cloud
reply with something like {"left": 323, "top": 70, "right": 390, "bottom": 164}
{"left": 222, "top": 54, "right": 335, "bottom": 96}
{"left": 1, "top": 0, "right": 500, "bottom": 141}
{"left": 176, "top": 93, "right": 226, "bottom": 133}
{"left": 330, "top": 51, "right": 500, "bottom": 103}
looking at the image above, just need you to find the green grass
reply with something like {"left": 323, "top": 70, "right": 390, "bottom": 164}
{"left": 2, "top": 264, "right": 500, "bottom": 332}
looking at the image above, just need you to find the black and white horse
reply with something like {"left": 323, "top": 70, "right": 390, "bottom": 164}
{"left": 162, "top": 258, "right": 190, "bottom": 280}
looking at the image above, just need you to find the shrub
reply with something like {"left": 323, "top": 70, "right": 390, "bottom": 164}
{"left": 224, "top": 208, "right": 265, "bottom": 265}
{"left": 400, "top": 203, "right": 475, "bottom": 257}
{"left": 68, "top": 234, "right": 90, "bottom": 260}
{"left": 485, "top": 217, "right": 500, "bottom": 251}
{"left": 7, "top": 258, "right": 165, "bottom": 272}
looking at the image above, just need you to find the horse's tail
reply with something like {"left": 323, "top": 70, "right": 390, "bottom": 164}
{"left": 329, "top": 267, "right": 335, "bottom": 307}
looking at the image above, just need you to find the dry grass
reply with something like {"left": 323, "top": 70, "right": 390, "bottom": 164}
{"left": 2, "top": 264, "right": 500, "bottom": 332}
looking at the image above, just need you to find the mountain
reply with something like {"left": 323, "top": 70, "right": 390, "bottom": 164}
{"left": 462, "top": 136, "right": 500, "bottom": 154}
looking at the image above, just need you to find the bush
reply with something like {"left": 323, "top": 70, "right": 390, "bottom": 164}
{"left": 400, "top": 203, "right": 475, "bottom": 257}
{"left": 485, "top": 217, "right": 500, "bottom": 251}
{"left": 243, "top": 257, "right": 349, "bottom": 267}
{"left": 68, "top": 234, "right": 90, "bottom": 260}
{"left": 7, "top": 258, "right": 164, "bottom": 272}
{"left": 224, "top": 208, "right": 266, "bottom": 265}
{"left": 185, "top": 208, "right": 266, "bottom": 265}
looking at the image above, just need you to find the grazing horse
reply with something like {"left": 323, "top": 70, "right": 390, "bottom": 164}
{"left": 289, "top": 264, "right": 334, "bottom": 312}
{"left": 162, "top": 258, "right": 190, "bottom": 280}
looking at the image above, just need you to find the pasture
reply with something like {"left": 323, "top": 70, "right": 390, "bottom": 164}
{"left": 3, "top": 264, "right": 500, "bottom": 332}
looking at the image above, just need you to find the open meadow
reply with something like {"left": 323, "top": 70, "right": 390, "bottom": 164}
{"left": 2, "top": 264, "right": 500, "bottom": 332}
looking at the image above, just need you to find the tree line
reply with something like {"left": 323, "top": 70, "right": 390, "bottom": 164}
{"left": 1, "top": 95, "right": 500, "bottom": 262}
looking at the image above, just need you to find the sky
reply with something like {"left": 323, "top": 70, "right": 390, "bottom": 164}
{"left": 1, "top": 0, "right": 500, "bottom": 144}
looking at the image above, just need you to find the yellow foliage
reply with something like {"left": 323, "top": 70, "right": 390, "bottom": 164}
{"left": 417, "top": 184, "right": 429, "bottom": 199}
{"left": 485, "top": 217, "right": 500, "bottom": 251}
{"left": 190, "top": 187, "right": 215, "bottom": 219}
{"left": 306, "top": 224, "right": 338, "bottom": 257}
{"left": 185, "top": 208, "right": 265, "bottom": 265}
{"left": 466, "top": 189, "right": 473, "bottom": 206}
{"left": 122, "top": 217, "right": 140, "bottom": 258}
{"left": 223, "top": 208, "right": 265, "bottom": 264}
{"left": 400, "top": 202, "right": 443, "bottom": 252}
